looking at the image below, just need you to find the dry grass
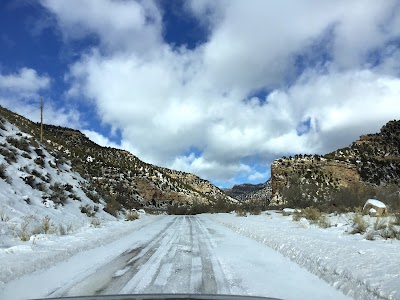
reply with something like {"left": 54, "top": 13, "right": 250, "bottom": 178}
{"left": 290, "top": 207, "right": 330, "bottom": 228}
{"left": 17, "top": 220, "right": 31, "bottom": 241}
{"left": 350, "top": 214, "right": 369, "bottom": 234}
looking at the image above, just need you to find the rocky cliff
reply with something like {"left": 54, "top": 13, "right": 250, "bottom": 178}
{"left": 271, "top": 120, "right": 400, "bottom": 205}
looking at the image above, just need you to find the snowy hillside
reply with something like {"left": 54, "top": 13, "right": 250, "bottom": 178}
{"left": 0, "top": 105, "right": 234, "bottom": 212}
{"left": 0, "top": 115, "right": 117, "bottom": 249}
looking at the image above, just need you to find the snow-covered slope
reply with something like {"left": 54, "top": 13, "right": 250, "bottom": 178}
{"left": 0, "top": 115, "right": 116, "bottom": 248}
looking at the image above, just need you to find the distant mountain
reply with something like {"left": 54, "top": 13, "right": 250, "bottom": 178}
{"left": 224, "top": 179, "right": 272, "bottom": 203}
{"left": 0, "top": 106, "right": 234, "bottom": 214}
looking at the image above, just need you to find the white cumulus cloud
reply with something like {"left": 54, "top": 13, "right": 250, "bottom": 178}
{"left": 38, "top": 0, "right": 400, "bottom": 185}
{"left": 0, "top": 68, "right": 50, "bottom": 97}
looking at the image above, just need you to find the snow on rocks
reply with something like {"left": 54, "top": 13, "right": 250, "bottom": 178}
{"left": 363, "top": 199, "right": 387, "bottom": 216}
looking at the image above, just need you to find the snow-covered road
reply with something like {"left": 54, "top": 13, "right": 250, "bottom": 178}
{"left": 0, "top": 215, "right": 351, "bottom": 300}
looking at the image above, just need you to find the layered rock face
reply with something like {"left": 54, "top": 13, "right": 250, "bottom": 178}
{"left": 271, "top": 120, "right": 400, "bottom": 203}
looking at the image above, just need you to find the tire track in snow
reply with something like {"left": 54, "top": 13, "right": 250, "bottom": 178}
{"left": 193, "top": 216, "right": 231, "bottom": 294}
{"left": 49, "top": 216, "right": 180, "bottom": 297}
{"left": 49, "top": 215, "right": 232, "bottom": 296}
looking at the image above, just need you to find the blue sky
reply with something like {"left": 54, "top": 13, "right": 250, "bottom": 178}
{"left": 1, "top": 0, "right": 400, "bottom": 188}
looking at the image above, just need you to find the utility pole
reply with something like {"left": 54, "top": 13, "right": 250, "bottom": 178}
{"left": 40, "top": 98, "right": 43, "bottom": 143}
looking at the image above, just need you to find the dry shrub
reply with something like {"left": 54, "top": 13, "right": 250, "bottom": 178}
{"left": 350, "top": 214, "right": 369, "bottom": 234}
{"left": 317, "top": 215, "right": 331, "bottom": 228}
{"left": 250, "top": 207, "right": 261, "bottom": 215}
{"left": 380, "top": 224, "right": 399, "bottom": 240}
{"left": 365, "top": 230, "right": 376, "bottom": 241}
{"left": 125, "top": 210, "right": 139, "bottom": 221}
{"left": 374, "top": 218, "right": 387, "bottom": 231}
{"left": 300, "top": 208, "right": 331, "bottom": 228}
{"left": 236, "top": 209, "right": 247, "bottom": 217}
{"left": 282, "top": 210, "right": 292, "bottom": 217}
{"left": 48, "top": 182, "right": 68, "bottom": 205}
{"left": 0, "top": 163, "right": 7, "bottom": 180}
{"left": 18, "top": 221, "right": 31, "bottom": 241}
{"left": 303, "top": 207, "right": 322, "bottom": 221}
{"left": 40, "top": 216, "right": 52, "bottom": 234}
{"left": 391, "top": 213, "right": 400, "bottom": 226}
{"left": 90, "top": 218, "right": 101, "bottom": 227}
{"left": 0, "top": 207, "right": 9, "bottom": 222}
{"left": 58, "top": 223, "right": 73, "bottom": 235}
{"left": 104, "top": 195, "right": 121, "bottom": 217}
{"left": 292, "top": 212, "right": 302, "bottom": 221}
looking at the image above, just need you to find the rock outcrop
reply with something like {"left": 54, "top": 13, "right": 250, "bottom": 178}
{"left": 271, "top": 120, "right": 400, "bottom": 204}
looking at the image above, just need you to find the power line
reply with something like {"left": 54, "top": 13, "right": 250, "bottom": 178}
{"left": 40, "top": 98, "right": 43, "bottom": 143}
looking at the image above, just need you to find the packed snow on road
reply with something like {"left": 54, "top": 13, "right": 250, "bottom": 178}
{"left": 4, "top": 211, "right": 398, "bottom": 300}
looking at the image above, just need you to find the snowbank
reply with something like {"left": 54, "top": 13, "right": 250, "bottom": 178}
{"left": 207, "top": 212, "right": 400, "bottom": 300}
{"left": 0, "top": 215, "right": 161, "bottom": 285}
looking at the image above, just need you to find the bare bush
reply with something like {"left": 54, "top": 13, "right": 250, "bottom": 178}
{"left": 365, "top": 230, "right": 376, "bottom": 241}
{"left": 90, "top": 218, "right": 101, "bottom": 227}
{"left": 317, "top": 215, "right": 331, "bottom": 228}
{"left": 84, "top": 188, "right": 100, "bottom": 203}
{"left": 296, "top": 207, "right": 331, "bottom": 228}
{"left": 167, "top": 204, "right": 189, "bottom": 215}
{"left": 103, "top": 195, "right": 121, "bottom": 216}
{"left": 374, "top": 218, "right": 387, "bottom": 231}
{"left": 302, "top": 207, "right": 322, "bottom": 221}
{"left": 0, "top": 207, "right": 9, "bottom": 222}
{"left": 391, "top": 213, "right": 400, "bottom": 226}
{"left": 41, "top": 216, "right": 53, "bottom": 234}
{"left": 350, "top": 214, "right": 369, "bottom": 234}
{"left": 49, "top": 182, "right": 68, "bottom": 205}
{"left": 249, "top": 207, "right": 261, "bottom": 215}
{"left": 34, "top": 157, "right": 45, "bottom": 168}
{"left": 0, "top": 163, "right": 7, "bottom": 179}
{"left": 236, "top": 209, "right": 247, "bottom": 217}
{"left": 80, "top": 204, "right": 98, "bottom": 217}
{"left": 22, "top": 175, "right": 36, "bottom": 188}
{"left": 6, "top": 136, "right": 30, "bottom": 152}
{"left": 380, "top": 224, "right": 399, "bottom": 240}
{"left": 292, "top": 211, "right": 302, "bottom": 221}
{"left": 16, "top": 219, "right": 32, "bottom": 241}
{"left": 0, "top": 147, "right": 17, "bottom": 164}
{"left": 18, "top": 224, "right": 30, "bottom": 241}
{"left": 58, "top": 223, "right": 73, "bottom": 235}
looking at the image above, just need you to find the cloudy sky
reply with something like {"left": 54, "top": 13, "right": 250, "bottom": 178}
{"left": 1, "top": 0, "right": 400, "bottom": 187}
